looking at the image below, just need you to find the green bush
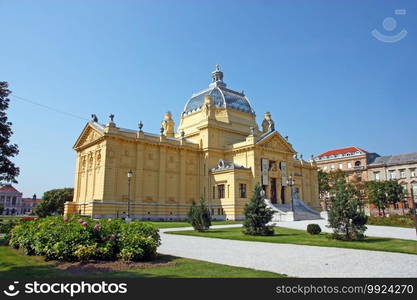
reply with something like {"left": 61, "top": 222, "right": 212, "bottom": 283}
{"left": 8, "top": 216, "right": 160, "bottom": 262}
{"left": 0, "top": 219, "right": 19, "bottom": 237}
{"left": 306, "top": 224, "right": 322, "bottom": 235}
{"left": 74, "top": 244, "right": 98, "bottom": 262}
{"left": 187, "top": 197, "right": 211, "bottom": 232}
{"left": 243, "top": 184, "right": 274, "bottom": 236}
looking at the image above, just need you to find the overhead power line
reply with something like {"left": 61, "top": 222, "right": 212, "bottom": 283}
{"left": 11, "top": 94, "right": 89, "bottom": 121}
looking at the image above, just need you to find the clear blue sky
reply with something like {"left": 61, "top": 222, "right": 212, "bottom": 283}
{"left": 1, "top": 0, "right": 416, "bottom": 197}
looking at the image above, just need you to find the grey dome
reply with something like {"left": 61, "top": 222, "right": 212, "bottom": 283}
{"left": 182, "top": 66, "right": 255, "bottom": 115}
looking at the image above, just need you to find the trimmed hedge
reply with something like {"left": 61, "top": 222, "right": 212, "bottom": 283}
{"left": 8, "top": 216, "right": 160, "bottom": 262}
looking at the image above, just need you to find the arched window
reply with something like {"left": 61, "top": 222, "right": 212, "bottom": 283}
{"left": 355, "top": 161, "right": 361, "bottom": 167}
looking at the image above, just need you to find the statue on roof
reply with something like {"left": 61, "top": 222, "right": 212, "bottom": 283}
{"left": 91, "top": 114, "right": 98, "bottom": 122}
{"left": 261, "top": 112, "right": 275, "bottom": 133}
{"left": 161, "top": 111, "right": 175, "bottom": 137}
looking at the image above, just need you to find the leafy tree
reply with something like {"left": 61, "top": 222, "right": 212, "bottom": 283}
{"left": 34, "top": 188, "right": 74, "bottom": 217}
{"left": 385, "top": 180, "right": 405, "bottom": 209}
{"left": 318, "top": 169, "right": 347, "bottom": 210}
{"left": 187, "top": 197, "right": 211, "bottom": 232}
{"left": 0, "top": 203, "right": 4, "bottom": 215}
{"left": 328, "top": 180, "right": 367, "bottom": 240}
{"left": 366, "top": 181, "right": 388, "bottom": 217}
{"left": 243, "top": 183, "right": 274, "bottom": 236}
{"left": 318, "top": 170, "right": 330, "bottom": 198}
{"left": 350, "top": 176, "right": 367, "bottom": 212}
{"left": 0, "top": 82, "right": 19, "bottom": 183}
{"left": 328, "top": 169, "right": 347, "bottom": 186}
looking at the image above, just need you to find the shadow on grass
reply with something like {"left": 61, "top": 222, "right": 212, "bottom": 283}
{"left": 0, "top": 265, "right": 70, "bottom": 279}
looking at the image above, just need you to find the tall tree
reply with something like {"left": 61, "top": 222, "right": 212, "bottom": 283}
{"left": 328, "top": 180, "right": 367, "bottom": 240}
{"left": 366, "top": 181, "right": 388, "bottom": 217}
{"left": 318, "top": 170, "right": 330, "bottom": 199}
{"left": 34, "top": 188, "right": 74, "bottom": 217}
{"left": 318, "top": 169, "right": 346, "bottom": 210}
{"left": 385, "top": 180, "right": 406, "bottom": 214}
{"left": 0, "top": 82, "right": 19, "bottom": 183}
{"left": 242, "top": 183, "right": 274, "bottom": 236}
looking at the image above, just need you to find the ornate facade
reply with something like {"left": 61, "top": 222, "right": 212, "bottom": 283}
{"left": 65, "top": 66, "right": 319, "bottom": 220}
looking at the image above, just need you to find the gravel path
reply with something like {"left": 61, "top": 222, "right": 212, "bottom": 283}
{"left": 158, "top": 225, "right": 417, "bottom": 277}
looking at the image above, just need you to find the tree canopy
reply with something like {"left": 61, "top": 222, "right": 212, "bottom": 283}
{"left": 34, "top": 188, "right": 74, "bottom": 217}
{"left": 0, "top": 82, "right": 19, "bottom": 183}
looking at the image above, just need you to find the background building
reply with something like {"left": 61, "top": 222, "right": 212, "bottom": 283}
{"left": 315, "top": 146, "right": 379, "bottom": 182}
{"left": 0, "top": 186, "right": 41, "bottom": 215}
{"left": 0, "top": 185, "right": 22, "bottom": 215}
{"left": 367, "top": 152, "right": 417, "bottom": 211}
{"left": 65, "top": 66, "right": 320, "bottom": 221}
{"left": 21, "top": 194, "right": 42, "bottom": 215}
{"left": 316, "top": 147, "right": 417, "bottom": 215}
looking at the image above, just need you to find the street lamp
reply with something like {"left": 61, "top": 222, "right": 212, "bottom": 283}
{"left": 286, "top": 175, "right": 295, "bottom": 212}
{"left": 127, "top": 169, "right": 133, "bottom": 222}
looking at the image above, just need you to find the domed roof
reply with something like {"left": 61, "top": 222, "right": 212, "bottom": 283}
{"left": 182, "top": 65, "right": 255, "bottom": 115}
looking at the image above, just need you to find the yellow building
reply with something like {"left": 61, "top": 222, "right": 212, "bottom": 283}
{"left": 65, "top": 66, "right": 320, "bottom": 221}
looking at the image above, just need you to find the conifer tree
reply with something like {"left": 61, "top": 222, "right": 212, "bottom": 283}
{"left": 243, "top": 183, "right": 274, "bottom": 236}
{"left": 187, "top": 197, "right": 211, "bottom": 232}
{"left": 0, "top": 82, "right": 19, "bottom": 183}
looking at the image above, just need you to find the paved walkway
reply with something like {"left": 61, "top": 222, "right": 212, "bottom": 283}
{"left": 158, "top": 224, "right": 417, "bottom": 277}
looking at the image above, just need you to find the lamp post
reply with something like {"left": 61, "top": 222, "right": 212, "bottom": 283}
{"left": 286, "top": 175, "right": 295, "bottom": 212}
{"left": 127, "top": 169, "right": 133, "bottom": 222}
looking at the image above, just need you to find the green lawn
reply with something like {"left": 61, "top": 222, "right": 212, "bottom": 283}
{"left": 0, "top": 216, "right": 21, "bottom": 223}
{"left": 0, "top": 244, "right": 282, "bottom": 278}
{"left": 142, "top": 220, "right": 241, "bottom": 229}
{"left": 168, "top": 226, "right": 417, "bottom": 255}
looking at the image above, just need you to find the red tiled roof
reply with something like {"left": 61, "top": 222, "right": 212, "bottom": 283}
{"left": 317, "top": 146, "right": 368, "bottom": 158}
{"left": 0, "top": 185, "right": 21, "bottom": 193}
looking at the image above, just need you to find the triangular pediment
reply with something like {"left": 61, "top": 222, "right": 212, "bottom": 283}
{"left": 256, "top": 131, "right": 296, "bottom": 154}
{"left": 73, "top": 122, "right": 105, "bottom": 150}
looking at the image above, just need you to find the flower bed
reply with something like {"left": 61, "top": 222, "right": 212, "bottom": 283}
{"left": 8, "top": 216, "right": 160, "bottom": 262}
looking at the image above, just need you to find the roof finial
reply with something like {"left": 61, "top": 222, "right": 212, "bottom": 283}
{"left": 210, "top": 64, "right": 226, "bottom": 87}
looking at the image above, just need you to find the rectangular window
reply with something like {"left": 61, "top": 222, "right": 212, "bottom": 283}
{"left": 389, "top": 170, "right": 396, "bottom": 179}
{"left": 338, "top": 163, "right": 343, "bottom": 169}
{"left": 239, "top": 184, "right": 247, "bottom": 198}
{"left": 410, "top": 169, "right": 416, "bottom": 178}
{"left": 374, "top": 172, "right": 380, "bottom": 180}
{"left": 218, "top": 184, "right": 225, "bottom": 199}
{"left": 400, "top": 169, "right": 406, "bottom": 178}
{"left": 12, "top": 197, "right": 16, "bottom": 205}
{"left": 347, "top": 162, "right": 352, "bottom": 168}
{"left": 6, "top": 196, "right": 10, "bottom": 205}
{"left": 212, "top": 186, "right": 215, "bottom": 199}
{"left": 217, "top": 208, "right": 221, "bottom": 215}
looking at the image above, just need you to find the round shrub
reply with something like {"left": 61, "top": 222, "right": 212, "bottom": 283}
{"left": 306, "top": 224, "right": 322, "bottom": 235}
{"left": 8, "top": 215, "right": 160, "bottom": 262}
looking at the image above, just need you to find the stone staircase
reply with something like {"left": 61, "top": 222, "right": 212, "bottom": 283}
{"left": 264, "top": 198, "right": 321, "bottom": 221}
